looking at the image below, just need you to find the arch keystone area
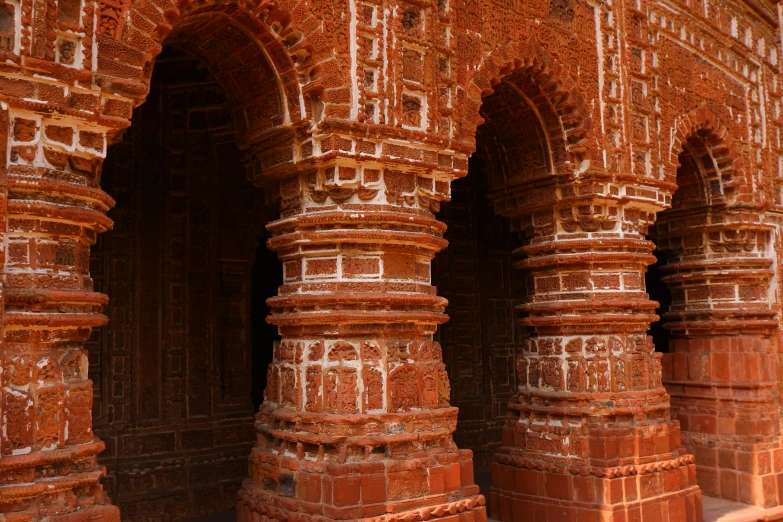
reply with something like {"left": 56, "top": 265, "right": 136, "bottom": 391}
{"left": 3, "top": 1, "right": 783, "bottom": 521}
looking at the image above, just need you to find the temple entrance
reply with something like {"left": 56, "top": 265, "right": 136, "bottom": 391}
{"left": 433, "top": 151, "right": 526, "bottom": 474}
{"left": 91, "top": 46, "right": 279, "bottom": 520}
{"left": 433, "top": 71, "right": 555, "bottom": 496}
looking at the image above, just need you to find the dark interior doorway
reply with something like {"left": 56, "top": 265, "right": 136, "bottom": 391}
{"left": 646, "top": 244, "right": 672, "bottom": 353}
{"left": 251, "top": 232, "right": 283, "bottom": 411}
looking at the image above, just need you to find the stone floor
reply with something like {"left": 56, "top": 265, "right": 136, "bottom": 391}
{"left": 701, "top": 496, "right": 783, "bottom": 522}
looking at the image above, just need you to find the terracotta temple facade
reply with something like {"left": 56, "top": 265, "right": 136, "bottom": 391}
{"left": 4, "top": 0, "right": 783, "bottom": 521}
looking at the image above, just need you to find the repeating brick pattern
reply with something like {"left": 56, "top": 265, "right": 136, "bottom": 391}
{"left": 1, "top": 0, "right": 783, "bottom": 522}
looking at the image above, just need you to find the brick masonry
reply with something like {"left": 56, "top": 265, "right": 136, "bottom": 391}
{"left": 1, "top": 0, "right": 783, "bottom": 522}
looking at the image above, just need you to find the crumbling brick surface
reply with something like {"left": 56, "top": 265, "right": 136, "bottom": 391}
{"left": 2, "top": 0, "right": 783, "bottom": 521}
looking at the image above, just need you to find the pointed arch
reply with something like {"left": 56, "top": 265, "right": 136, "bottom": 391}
{"left": 668, "top": 106, "right": 744, "bottom": 205}
{"left": 457, "top": 39, "right": 595, "bottom": 178}
{"left": 95, "top": 0, "right": 349, "bottom": 129}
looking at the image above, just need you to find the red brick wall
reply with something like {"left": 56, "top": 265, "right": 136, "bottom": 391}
{"left": 433, "top": 153, "right": 526, "bottom": 471}
{"left": 89, "top": 50, "right": 274, "bottom": 520}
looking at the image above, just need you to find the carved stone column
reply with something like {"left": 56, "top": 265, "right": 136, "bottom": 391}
{"left": 655, "top": 210, "right": 782, "bottom": 507}
{"left": 489, "top": 181, "right": 702, "bottom": 522}
{"left": 236, "top": 158, "right": 486, "bottom": 521}
{"left": 0, "top": 110, "right": 119, "bottom": 520}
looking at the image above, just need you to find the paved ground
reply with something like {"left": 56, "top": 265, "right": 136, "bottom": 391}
{"left": 703, "top": 496, "right": 763, "bottom": 522}
{"left": 702, "top": 496, "right": 783, "bottom": 522}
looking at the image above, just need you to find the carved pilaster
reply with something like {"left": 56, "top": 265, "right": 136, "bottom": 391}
{"left": 655, "top": 208, "right": 783, "bottom": 507}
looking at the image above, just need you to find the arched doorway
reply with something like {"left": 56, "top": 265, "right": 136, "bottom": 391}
{"left": 435, "top": 65, "right": 567, "bottom": 501}
{"left": 440, "top": 48, "right": 702, "bottom": 520}
{"left": 433, "top": 149, "right": 525, "bottom": 478}
{"left": 433, "top": 73, "right": 553, "bottom": 480}
{"left": 90, "top": 45, "right": 282, "bottom": 519}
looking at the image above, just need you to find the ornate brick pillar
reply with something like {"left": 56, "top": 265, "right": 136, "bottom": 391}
{"left": 488, "top": 181, "right": 702, "bottom": 522}
{"left": 236, "top": 160, "right": 486, "bottom": 521}
{"left": 655, "top": 211, "right": 783, "bottom": 507}
{"left": 0, "top": 109, "right": 119, "bottom": 521}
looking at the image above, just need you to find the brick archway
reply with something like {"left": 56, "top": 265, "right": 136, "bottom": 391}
{"left": 668, "top": 106, "right": 744, "bottom": 204}
{"left": 441, "top": 39, "right": 704, "bottom": 521}
{"left": 458, "top": 39, "right": 594, "bottom": 179}
{"left": 85, "top": 50, "right": 284, "bottom": 517}
{"left": 95, "top": 0, "right": 349, "bottom": 130}
{"left": 0, "top": 2, "right": 348, "bottom": 518}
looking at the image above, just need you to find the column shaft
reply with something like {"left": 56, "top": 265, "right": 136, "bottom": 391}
{"left": 656, "top": 210, "right": 782, "bottom": 507}
{"left": 490, "top": 184, "right": 702, "bottom": 522}
{"left": 237, "top": 163, "right": 486, "bottom": 521}
{"left": 0, "top": 111, "right": 118, "bottom": 520}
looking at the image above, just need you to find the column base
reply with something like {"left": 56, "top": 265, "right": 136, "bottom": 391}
{"left": 236, "top": 406, "right": 487, "bottom": 522}
{"left": 489, "top": 461, "right": 702, "bottom": 522}
{"left": 237, "top": 478, "right": 486, "bottom": 522}
{"left": 662, "top": 336, "right": 783, "bottom": 508}
{"left": 0, "top": 440, "right": 118, "bottom": 522}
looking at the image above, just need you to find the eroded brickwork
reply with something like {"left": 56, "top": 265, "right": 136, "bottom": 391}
{"left": 2, "top": 0, "right": 783, "bottom": 521}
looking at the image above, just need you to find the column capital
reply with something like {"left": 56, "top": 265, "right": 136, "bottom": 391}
{"left": 487, "top": 178, "right": 670, "bottom": 237}
{"left": 246, "top": 128, "right": 471, "bottom": 191}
